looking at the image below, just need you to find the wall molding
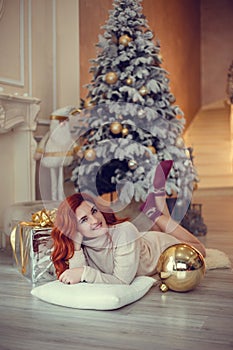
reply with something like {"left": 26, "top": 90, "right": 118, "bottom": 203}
{"left": 28, "top": 0, "right": 32, "bottom": 96}
{"left": 0, "top": 0, "right": 25, "bottom": 87}
{"left": 0, "top": 0, "right": 5, "bottom": 20}
{"left": 52, "top": 0, "right": 57, "bottom": 111}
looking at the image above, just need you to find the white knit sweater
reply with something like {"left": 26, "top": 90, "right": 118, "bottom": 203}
{"left": 69, "top": 221, "right": 180, "bottom": 284}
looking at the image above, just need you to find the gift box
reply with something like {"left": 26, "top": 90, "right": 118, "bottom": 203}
{"left": 10, "top": 210, "right": 57, "bottom": 285}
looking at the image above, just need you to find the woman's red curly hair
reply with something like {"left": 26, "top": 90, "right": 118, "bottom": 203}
{"left": 51, "top": 192, "right": 127, "bottom": 278}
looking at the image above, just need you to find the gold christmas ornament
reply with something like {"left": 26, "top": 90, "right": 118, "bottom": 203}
{"left": 84, "top": 148, "right": 96, "bottom": 161}
{"left": 105, "top": 72, "right": 118, "bottom": 85}
{"left": 185, "top": 148, "right": 190, "bottom": 158}
{"left": 84, "top": 97, "right": 95, "bottom": 109}
{"left": 175, "top": 137, "right": 185, "bottom": 148}
{"left": 122, "top": 127, "right": 129, "bottom": 136}
{"left": 157, "top": 243, "right": 206, "bottom": 293}
{"left": 139, "top": 85, "right": 149, "bottom": 96}
{"left": 138, "top": 109, "right": 145, "bottom": 118}
{"left": 147, "top": 145, "right": 156, "bottom": 154}
{"left": 126, "top": 77, "right": 133, "bottom": 85}
{"left": 110, "top": 121, "right": 123, "bottom": 134}
{"left": 157, "top": 53, "right": 163, "bottom": 61}
{"left": 119, "top": 34, "right": 132, "bottom": 46}
{"left": 128, "top": 159, "right": 138, "bottom": 170}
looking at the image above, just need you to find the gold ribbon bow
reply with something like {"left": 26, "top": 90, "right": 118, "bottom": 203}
{"left": 10, "top": 208, "right": 57, "bottom": 274}
{"left": 31, "top": 208, "right": 57, "bottom": 227}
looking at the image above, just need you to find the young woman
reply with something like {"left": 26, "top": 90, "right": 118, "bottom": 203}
{"left": 51, "top": 161, "right": 206, "bottom": 285}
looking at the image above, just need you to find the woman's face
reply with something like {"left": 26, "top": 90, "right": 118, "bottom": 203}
{"left": 75, "top": 201, "right": 108, "bottom": 239}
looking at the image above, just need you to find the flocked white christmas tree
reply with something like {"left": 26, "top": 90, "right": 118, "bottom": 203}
{"left": 71, "top": 0, "right": 197, "bottom": 209}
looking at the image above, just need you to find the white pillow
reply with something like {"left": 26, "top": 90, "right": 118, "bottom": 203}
{"left": 205, "top": 248, "right": 232, "bottom": 270}
{"left": 31, "top": 276, "right": 156, "bottom": 310}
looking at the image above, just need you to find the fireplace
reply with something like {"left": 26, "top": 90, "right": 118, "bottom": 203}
{"left": 0, "top": 92, "right": 40, "bottom": 245}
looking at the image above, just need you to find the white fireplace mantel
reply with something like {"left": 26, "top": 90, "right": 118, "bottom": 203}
{"left": 0, "top": 92, "right": 41, "bottom": 234}
{"left": 0, "top": 93, "right": 40, "bottom": 133}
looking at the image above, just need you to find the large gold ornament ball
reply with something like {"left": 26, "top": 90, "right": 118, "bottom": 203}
{"left": 157, "top": 243, "right": 206, "bottom": 292}
{"left": 84, "top": 148, "right": 96, "bottom": 162}
{"left": 110, "top": 121, "right": 123, "bottom": 134}
{"left": 105, "top": 72, "right": 118, "bottom": 85}
{"left": 119, "top": 34, "right": 132, "bottom": 46}
{"left": 139, "top": 85, "right": 149, "bottom": 96}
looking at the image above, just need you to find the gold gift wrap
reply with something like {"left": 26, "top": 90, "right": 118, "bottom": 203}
{"left": 10, "top": 209, "right": 57, "bottom": 285}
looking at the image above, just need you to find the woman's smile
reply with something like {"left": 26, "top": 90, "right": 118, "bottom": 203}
{"left": 92, "top": 222, "right": 102, "bottom": 230}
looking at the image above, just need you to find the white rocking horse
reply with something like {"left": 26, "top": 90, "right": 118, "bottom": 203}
{"left": 34, "top": 106, "right": 77, "bottom": 201}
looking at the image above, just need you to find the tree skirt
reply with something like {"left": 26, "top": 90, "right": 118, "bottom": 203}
{"left": 205, "top": 248, "right": 232, "bottom": 270}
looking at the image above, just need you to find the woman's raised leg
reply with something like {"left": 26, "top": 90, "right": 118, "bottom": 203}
{"left": 152, "top": 213, "right": 206, "bottom": 257}
{"left": 140, "top": 160, "right": 206, "bottom": 256}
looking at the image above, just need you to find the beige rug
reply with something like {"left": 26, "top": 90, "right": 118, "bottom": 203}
{"left": 205, "top": 248, "right": 232, "bottom": 270}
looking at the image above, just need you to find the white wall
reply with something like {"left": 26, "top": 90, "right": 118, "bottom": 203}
{"left": 201, "top": 0, "right": 233, "bottom": 106}
{"left": 0, "top": 0, "right": 80, "bottom": 124}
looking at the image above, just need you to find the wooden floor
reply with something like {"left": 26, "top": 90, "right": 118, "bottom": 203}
{"left": 0, "top": 190, "right": 233, "bottom": 350}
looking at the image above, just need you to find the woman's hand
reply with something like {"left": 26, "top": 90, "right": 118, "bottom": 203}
{"left": 59, "top": 267, "right": 84, "bottom": 284}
